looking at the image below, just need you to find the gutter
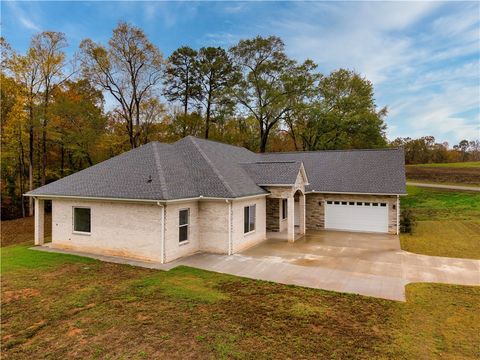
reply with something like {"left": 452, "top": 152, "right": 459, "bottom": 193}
{"left": 396, "top": 195, "right": 400, "bottom": 235}
{"left": 306, "top": 190, "right": 407, "bottom": 196}
{"left": 226, "top": 200, "right": 233, "bottom": 255}
{"left": 156, "top": 202, "right": 165, "bottom": 264}
{"left": 24, "top": 193, "right": 269, "bottom": 203}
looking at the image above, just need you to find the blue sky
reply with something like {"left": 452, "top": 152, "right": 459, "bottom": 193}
{"left": 2, "top": 1, "right": 479, "bottom": 146}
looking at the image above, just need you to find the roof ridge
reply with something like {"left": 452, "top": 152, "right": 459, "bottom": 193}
{"left": 187, "top": 137, "right": 237, "bottom": 197}
{"left": 241, "top": 160, "right": 300, "bottom": 164}
{"left": 152, "top": 142, "right": 170, "bottom": 199}
{"left": 261, "top": 148, "right": 402, "bottom": 154}
{"left": 183, "top": 135, "right": 255, "bottom": 154}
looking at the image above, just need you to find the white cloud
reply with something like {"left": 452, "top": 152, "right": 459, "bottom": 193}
{"left": 256, "top": 1, "right": 479, "bottom": 144}
{"left": 5, "top": 1, "right": 41, "bottom": 31}
{"left": 141, "top": 2, "right": 199, "bottom": 28}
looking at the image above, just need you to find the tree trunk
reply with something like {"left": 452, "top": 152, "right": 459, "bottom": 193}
{"left": 19, "top": 134, "right": 26, "bottom": 218}
{"left": 127, "top": 115, "right": 135, "bottom": 149}
{"left": 259, "top": 126, "right": 268, "bottom": 153}
{"left": 60, "top": 143, "right": 65, "bottom": 177}
{"left": 85, "top": 152, "right": 93, "bottom": 166}
{"left": 41, "top": 124, "right": 47, "bottom": 185}
{"left": 28, "top": 121, "right": 34, "bottom": 216}
{"left": 41, "top": 89, "right": 49, "bottom": 186}
{"left": 184, "top": 68, "right": 190, "bottom": 117}
{"left": 204, "top": 91, "right": 212, "bottom": 139}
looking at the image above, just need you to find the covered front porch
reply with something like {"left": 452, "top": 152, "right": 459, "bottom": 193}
{"left": 265, "top": 188, "right": 306, "bottom": 242}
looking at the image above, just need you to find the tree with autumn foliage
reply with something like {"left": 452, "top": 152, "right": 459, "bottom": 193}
{"left": 2, "top": 25, "right": 477, "bottom": 221}
{"left": 80, "top": 22, "right": 164, "bottom": 149}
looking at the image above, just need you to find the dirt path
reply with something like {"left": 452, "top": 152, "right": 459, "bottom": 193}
{"left": 406, "top": 182, "right": 480, "bottom": 192}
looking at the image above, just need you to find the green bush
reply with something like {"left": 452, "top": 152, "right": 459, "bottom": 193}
{"left": 400, "top": 208, "right": 416, "bottom": 234}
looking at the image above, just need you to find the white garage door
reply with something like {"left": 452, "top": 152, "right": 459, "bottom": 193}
{"left": 325, "top": 200, "right": 389, "bottom": 233}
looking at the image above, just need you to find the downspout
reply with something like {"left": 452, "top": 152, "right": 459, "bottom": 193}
{"left": 396, "top": 195, "right": 400, "bottom": 235}
{"left": 227, "top": 200, "right": 232, "bottom": 255}
{"left": 157, "top": 202, "right": 165, "bottom": 264}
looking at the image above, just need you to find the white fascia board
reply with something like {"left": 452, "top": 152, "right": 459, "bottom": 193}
{"left": 299, "top": 163, "right": 310, "bottom": 185}
{"left": 258, "top": 184, "right": 295, "bottom": 187}
{"left": 306, "top": 190, "right": 407, "bottom": 196}
{"left": 25, "top": 194, "right": 161, "bottom": 204}
{"left": 25, "top": 192, "right": 269, "bottom": 204}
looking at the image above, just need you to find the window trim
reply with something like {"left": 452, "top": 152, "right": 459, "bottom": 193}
{"left": 281, "top": 199, "right": 288, "bottom": 220}
{"left": 179, "top": 208, "right": 190, "bottom": 243}
{"left": 72, "top": 206, "right": 91, "bottom": 235}
{"left": 244, "top": 204, "right": 256, "bottom": 235}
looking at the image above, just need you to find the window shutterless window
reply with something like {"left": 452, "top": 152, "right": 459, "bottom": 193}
{"left": 244, "top": 205, "right": 256, "bottom": 233}
{"left": 73, "top": 207, "right": 91, "bottom": 233}
{"left": 282, "top": 199, "right": 288, "bottom": 219}
{"left": 179, "top": 209, "right": 189, "bottom": 243}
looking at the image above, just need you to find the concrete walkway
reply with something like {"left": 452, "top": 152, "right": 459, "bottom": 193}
{"left": 407, "top": 182, "right": 480, "bottom": 192}
{"left": 32, "top": 231, "right": 480, "bottom": 302}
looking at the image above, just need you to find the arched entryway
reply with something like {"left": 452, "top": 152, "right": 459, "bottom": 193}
{"left": 291, "top": 189, "right": 306, "bottom": 241}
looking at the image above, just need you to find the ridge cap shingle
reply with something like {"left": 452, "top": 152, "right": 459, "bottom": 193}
{"left": 187, "top": 136, "right": 237, "bottom": 198}
{"left": 152, "top": 142, "right": 170, "bottom": 199}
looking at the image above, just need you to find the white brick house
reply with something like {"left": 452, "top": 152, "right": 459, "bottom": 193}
{"left": 27, "top": 136, "right": 406, "bottom": 263}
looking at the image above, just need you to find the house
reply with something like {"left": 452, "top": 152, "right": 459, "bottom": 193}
{"left": 26, "top": 136, "right": 406, "bottom": 263}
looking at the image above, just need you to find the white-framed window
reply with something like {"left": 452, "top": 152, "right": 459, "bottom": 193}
{"left": 244, "top": 204, "right": 256, "bottom": 234}
{"left": 179, "top": 208, "right": 189, "bottom": 243}
{"left": 73, "top": 207, "right": 91, "bottom": 234}
{"left": 282, "top": 199, "right": 288, "bottom": 220}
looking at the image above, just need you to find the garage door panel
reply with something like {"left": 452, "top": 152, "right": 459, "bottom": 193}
{"left": 325, "top": 202, "right": 388, "bottom": 233}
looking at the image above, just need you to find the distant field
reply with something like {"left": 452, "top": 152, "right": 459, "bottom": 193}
{"left": 408, "top": 161, "right": 480, "bottom": 168}
{"left": 406, "top": 162, "right": 480, "bottom": 186}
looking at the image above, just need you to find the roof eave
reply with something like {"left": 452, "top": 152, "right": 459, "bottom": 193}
{"left": 306, "top": 190, "right": 407, "bottom": 196}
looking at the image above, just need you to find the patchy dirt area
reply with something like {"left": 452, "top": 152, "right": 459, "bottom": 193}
{"left": 406, "top": 165, "right": 480, "bottom": 186}
{"left": 1, "top": 215, "right": 51, "bottom": 247}
{"left": 3, "top": 288, "right": 41, "bottom": 303}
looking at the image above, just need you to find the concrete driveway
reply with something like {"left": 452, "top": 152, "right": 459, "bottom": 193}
{"left": 173, "top": 230, "right": 480, "bottom": 301}
{"left": 34, "top": 230, "right": 480, "bottom": 301}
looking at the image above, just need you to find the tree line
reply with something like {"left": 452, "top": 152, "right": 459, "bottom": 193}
{"left": 391, "top": 137, "right": 480, "bottom": 164}
{"left": 1, "top": 22, "right": 476, "bottom": 219}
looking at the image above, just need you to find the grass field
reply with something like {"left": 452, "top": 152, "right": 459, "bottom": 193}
{"left": 1, "top": 187, "right": 479, "bottom": 358}
{"left": 405, "top": 162, "right": 480, "bottom": 186}
{"left": 400, "top": 186, "right": 480, "bottom": 259}
{"left": 409, "top": 161, "right": 480, "bottom": 168}
{"left": 1, "top": 243, "right": 479, "bottom": 359}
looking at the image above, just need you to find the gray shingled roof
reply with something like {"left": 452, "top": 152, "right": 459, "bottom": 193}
{"left": 241, "top": 161, "right": 303, "bottom": 185}
{"left": 27, "top": 136, "right": 406, "bottom": 200}
{"left": 260, "top": 149, "right": 406, "bottom": 194}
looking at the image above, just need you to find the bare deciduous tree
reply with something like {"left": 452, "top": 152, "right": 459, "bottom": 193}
{"left": 80, "top": 22, "right": 164, "bottom": 148}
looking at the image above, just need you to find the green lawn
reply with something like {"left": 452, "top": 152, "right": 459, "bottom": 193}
{"left": 400, "top": 186, "right": 480, "bottom": 259}
{"left": 1, "top": 187, "right": 479, "bottom": 358}
{"left": 401, "top": 185, "right": 480, "bottom": 221}
{"left": 1, "top": 245, "right": 479, "bottom": 359}
{"left": 408, "top": 161, "right": 480, "bottom": 168}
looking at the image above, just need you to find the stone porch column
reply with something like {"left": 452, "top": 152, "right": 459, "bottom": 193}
{"left": 287, "top": 196, "right": 295, "bottom": 242}
{"left": 299, "top": 193, "right": 306, "bottom": 234}
{"left": 34, "top": 198, "right": 45, "bottom": 246}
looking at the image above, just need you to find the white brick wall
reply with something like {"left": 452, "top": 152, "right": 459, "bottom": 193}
{"left": 51, "top": 199, "right": 162, "bottom": 262}
{"left": 163, "top": 200, "right": 200, "bottom": 262}
{"left": 199, "top": 200, "right": 229, "bottom": 254}
{"left": 231, "top": 196, "right": 267, "bottom": 253}
{"left": 51, "top": 195, "right": 268, "bottom": 263}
